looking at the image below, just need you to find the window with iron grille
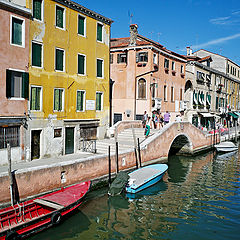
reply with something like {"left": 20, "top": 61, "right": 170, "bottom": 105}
{"left": 0, "top": 126, "right": 20, "bottom": 149}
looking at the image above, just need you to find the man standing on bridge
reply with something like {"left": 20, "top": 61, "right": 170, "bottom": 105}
{"left": 164, "top": 111, "right": 170, "bottom": 125}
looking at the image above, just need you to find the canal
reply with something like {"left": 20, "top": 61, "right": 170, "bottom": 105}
{"left": 30, "top": 149, "right": 240, "bottom": 240}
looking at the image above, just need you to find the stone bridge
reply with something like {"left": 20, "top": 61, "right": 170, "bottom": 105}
{"left": 0, "top": 121, "right": 219, "bottom": 204}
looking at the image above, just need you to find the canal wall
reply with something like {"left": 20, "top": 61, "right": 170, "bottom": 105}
{"left": 0, "top": 122, "right": 219, "bottom": 205}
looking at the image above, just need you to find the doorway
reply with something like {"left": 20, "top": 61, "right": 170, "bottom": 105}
{"left": 31, "top": 130, "right": 41, "bottom": 160}
{"left": 65, "top": 127, "right": 74, "bottom": 154}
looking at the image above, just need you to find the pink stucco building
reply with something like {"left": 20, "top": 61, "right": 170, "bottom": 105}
{"left": 110, "top": 24, "right": 187, "bottom": 124}
{"left": 0, "top": 0, "right": 31, "bottom": 164}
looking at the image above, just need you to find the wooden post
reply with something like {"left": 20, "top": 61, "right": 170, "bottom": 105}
{"left": 137, "top": 138, "right": 142, "bottom": 168}
{"left": 115, "top": 142, "right": 119, "bottom": 173}
{"left": 213, "top": 117, "right": 216, "bottom": 145}
{"left": 108, "top": 146, "right": 111, "bottom": 185}
{"left": 7, "top": 144, "right": 14, "bottom": 206}
{"left": 134, "top": 148, "right": 138, "bottom": 169}
{"left": 235, "top": 120, "right": 237, "bottom": 142}
{"left": 131, "top": 126, "right": 140, "bottom": 167}
{"left": 228, "top": 120, "right": 230, "bottom": 140}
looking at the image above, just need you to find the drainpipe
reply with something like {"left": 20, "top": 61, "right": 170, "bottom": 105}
{"left": 134, "top": 69, "right": 158, "bottom": 120}
{"left": 109, "top": 79, "right": 115, "bottom": 126}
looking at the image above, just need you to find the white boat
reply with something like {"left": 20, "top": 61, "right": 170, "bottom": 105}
{"left": 214, "top": 141, "right": 238, "bottom": 153}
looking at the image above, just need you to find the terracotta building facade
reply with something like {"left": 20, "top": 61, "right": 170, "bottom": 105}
{"left": 0, "top": 0, "right": 31, "bottom": 164}
{"left": 110, "top": 24, "right": 187, "bottom": 124}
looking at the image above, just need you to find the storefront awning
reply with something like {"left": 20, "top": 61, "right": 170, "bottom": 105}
{"left": 228, "top": 112, "right": 238, "bottom": 118}
{"left": 234, "top": 112, "right": 240, "bottom": 117}
{"left": 200, "top": 112, "right": 214, "bottom": 118}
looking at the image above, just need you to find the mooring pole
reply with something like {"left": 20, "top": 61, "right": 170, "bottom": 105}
{"left": 7, "top": 143, "right": 14, "bottom": 206}
{"left": 137, "top": 138, "right": 142, "bottom": 168}
{"left": 235, "top": 120, "right": 237, "bottom": 142}
{"left": 115, "top": 142, "right": 119, "bottom": 173}
{"left": 134, "top": 148, "right": 138, "bottom": 169}
{"left": 108, "top": 146, "right": 111, "bottom": 185}
{"left": 228, "top": 120, "right": 230, "bottom": 140}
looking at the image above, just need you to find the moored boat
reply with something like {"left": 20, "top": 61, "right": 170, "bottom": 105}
{"left": 214, "top": 141, "right": 238, "bottom": 153}
{"left": 126, "top": 164, "right": 168, "bottom": 194}
{"left": 0, "top": 181, "right": 91, "bottom": 240}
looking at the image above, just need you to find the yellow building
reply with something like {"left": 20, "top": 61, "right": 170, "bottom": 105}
{"left": 26, "top": 0, "right": 112, "bottom": 160}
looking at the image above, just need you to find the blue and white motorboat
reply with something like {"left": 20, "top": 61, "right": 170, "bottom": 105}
{"left": 126, "top": 164, "right": 168, "bottom": 194}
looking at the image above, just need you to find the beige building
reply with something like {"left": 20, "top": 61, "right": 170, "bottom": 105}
{"left": 110, "top": 24, "right": 186, "bottom": 124}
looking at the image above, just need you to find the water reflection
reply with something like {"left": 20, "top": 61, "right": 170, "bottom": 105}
{"left": 30, "top": 149, "right": 240, "bottom": 240}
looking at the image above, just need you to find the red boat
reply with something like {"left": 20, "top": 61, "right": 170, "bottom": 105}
{"left": 0, "top": 181, "right": 91, "bottom": 240}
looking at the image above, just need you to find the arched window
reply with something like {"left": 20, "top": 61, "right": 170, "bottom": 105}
{"left": 138, "top": 78, "right": 146, "bottom": 99}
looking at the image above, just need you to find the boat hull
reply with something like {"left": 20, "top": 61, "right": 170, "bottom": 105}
{"left": 0, "top": 181, "right": 91, "bottom": 240}
{"left": 126, "top": 164, "right": 168, "bottom": 194}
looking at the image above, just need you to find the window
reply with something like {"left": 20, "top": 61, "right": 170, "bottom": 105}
{"left": 181, "top": 65, "right": 184, "bottom": 74}
{"left": 110, "top": 54, "right": 113, "bottom": 64}
{"left": 78, "top": 54, "right": 85, "bottom": 75}
{"left": 0, "top": 126, "right": 20, "bottom": 149}
{"left": 138, "top": 78, "right": 146, "bottom": 99}
{"left": 164, "top": 85, "right": 167, "bottom": 101}
{"left": 136, "top": 52, "right": 148, "bottom": 62}
{"left": 207, "top": 60, "right": 210, "bottom": 67}
{"left": 54, "top": 88, "right": 64, "bottom": 111}
{"left": 33, "top": 0, "right": 43, "bottom": 21}
{"left": 11, "top": 16, "right": 25, "bottom": 47}
{"left": 55, "top": 48, "right": 65, "bottom": 71}
{"left": 30, "top": 86, "right": 42, "bottom": 111}
{"left": 78, "top": 15, "right": 85, "bottom": 36}
{"left": 76, "top": 90, "right": 85, "bottom": 111}
{"left": 54, "top": 129, "right": 62, "bottom": 138}
{"left": 97, "top": 23, "right": 103, "bottom": 42}
{"left": 6, "top": 70, "right": 29, "bottom": 99}
{"left": 171, "top": 86, "right": 174, "bottom": 102}
{"left": 117, "top": 53, "right": 127, "bottom": 63}
{"left": 172, "top": 61, "right": 175, "bottom": 71}
{"left": 56, "top": 5, "right": 65, "bottom": 29}
{"left": 164, "top": 58, "right": 169, "bottom": 69}
{"left": 153, "top": 53, "right": 158, "bottom": 64}
{"left": 97, "top": 59, "right": 103, "bottom": 78}
{"left": 197, "top": 71, "right": 205, "bottom": 81}
{"left": 96, "top": 92, "right": 103, "bottom": 111}
{"left": 180, "top": 88, "right": 183, "bottom": 101}
{"left": 32, "top": 42, "right": 43, "bottom": 67}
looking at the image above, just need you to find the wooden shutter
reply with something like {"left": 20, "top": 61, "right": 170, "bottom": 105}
{"left": 33, "top": 0, "right": 42, "bottom": 20}
{"left": 12, "top": 18, "right": 22, "bottom": 45}
{"left": 54, "top": 89, "right": 59, "bottom": 110}
{"left": 78, "top": 55, "right": 84, "bottom": 74}
{"left": 6, "top": 69, "right": 12, "bottom": 98}
{"left": 97, "top": 59, "right": 102, "bottom": 77}
{"left": 78, "top": 15, "right": 84, "bottom": 35}
{"left": 56, "top": 49, "right": 63, "bottom": 71}
{"left": 56, "top": 6, "right": 63, "bottom": 28}
{"left": 22, "top": 72, "right": 29, "bottom": 99}
{"left": 96, "top": 93, "right": 100, "bottom": 110}
{"left": 32, "top": 42, "right": 41, "bottom": 67}
{"left": 77, "top": 91, "right": 84, "bottom": 111}
{"left": 97, "top": 23, "right": 102, "bottom": 41}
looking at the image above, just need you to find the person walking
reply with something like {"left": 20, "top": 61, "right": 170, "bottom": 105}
{"left": 164, "top": 111, "right": 170, "bottom": 125}
{"left": 145, "top": 116, "right": 151, "bottom": 138}
{"left": 159, "top": 113, "right": 164, "bottom": 128}
{"left": 142, "top": 111, "right": 148, "bottom": 128}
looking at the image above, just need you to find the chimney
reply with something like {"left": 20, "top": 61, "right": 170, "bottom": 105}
{"left": 186, "top": 46, "right": 192, "bottom": 56}
{"left": 129, "top": 24, "right": 138, "bottom": 46}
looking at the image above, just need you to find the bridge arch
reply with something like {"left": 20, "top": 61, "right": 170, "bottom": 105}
{"left": 168, "top": 133, "right": 193, "bottom": 156}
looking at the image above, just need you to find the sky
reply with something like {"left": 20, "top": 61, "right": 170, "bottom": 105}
{"left": 77, "top": 0, "right": 240, "bottom": 65}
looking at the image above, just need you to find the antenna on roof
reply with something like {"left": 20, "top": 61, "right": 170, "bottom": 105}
{"left": 128, "top": 11, "right": 133, "bottom": 25}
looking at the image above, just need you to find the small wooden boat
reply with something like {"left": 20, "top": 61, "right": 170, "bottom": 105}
{"left": 214, "top": 141, "right": 238, "bottom": 153}
{"left": 0, "top": 181, "right": 91, "bottom": 240}
{"left": 126, "top": 164, "right": 168, "bottom": 194}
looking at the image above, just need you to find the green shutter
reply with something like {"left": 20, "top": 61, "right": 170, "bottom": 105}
{"left": 77, "top": 91, "right": 84, "bottom": 111}
{"left": 32, "top": 42, "right": 42, "bottom": 67}
{"left": 78, "top": 55, "right": 85, "bottom": 74}
{"left": 56, "top": 6, "right": 63, "bottom": 28}
{"left": 59, "top": 89, "right": 63, "bottom": 111}
{"left": 6, "top": 69, "right": 12, "bottom": 98}
{"left": 97, "top": 59, "right": 102, "bottom": 77}
{"left": 96, "top": 93, "right": 100, "bottom": 110}
{"left": 30, "top": 87, "right": 36, "bottom": 110}
{"left": 33, "top": 0, "right": 42, "bottom": 20}
{"left": 78, "top": 15, "right": 84, "bottom": 35}
{"left": 22, "top": 72, "right": 29, "bottom": 99}
{"left": 97, "top": 23, "right": 102, "bottom": 41}
{"left": 56, "top": 49, "right": 63, "bottom": 71}
{"left": 54, "top": 89, "right": 59, "bottom": 110}
{"left": 12, "top": 18, "right": 22, "bottom": 45}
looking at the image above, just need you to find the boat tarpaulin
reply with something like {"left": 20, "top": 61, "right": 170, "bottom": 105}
{"left": 200, "top": 112, "right": 214, "bottom": 118}
{"left": 108, "top": 171, "right": 129, "bottom": 196}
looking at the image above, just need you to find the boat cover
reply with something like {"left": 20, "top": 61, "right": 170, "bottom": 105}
{"left": 108, "top": 171, "right": 129, "bottom": 196}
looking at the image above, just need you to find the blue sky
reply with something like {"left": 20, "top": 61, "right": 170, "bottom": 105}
{"left": 77, "top": 0, "right": 240, "bottom": 65}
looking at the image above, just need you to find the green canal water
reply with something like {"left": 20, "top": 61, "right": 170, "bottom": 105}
{"left": 30, "top": 150, "right": 240, "bottom": 240}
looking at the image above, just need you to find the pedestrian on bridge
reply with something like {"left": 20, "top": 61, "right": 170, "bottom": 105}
{"left": 144, "top": 116, "right": 151, "bottom": 138}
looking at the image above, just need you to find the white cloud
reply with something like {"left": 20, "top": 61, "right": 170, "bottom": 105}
{"left": 190, "top": 33, "right": 240, "bottom": 50}
{"left": 209, "top": 16, "right": 231, "bottom": 25}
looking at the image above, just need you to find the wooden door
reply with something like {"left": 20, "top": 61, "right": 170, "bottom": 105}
{"left": 65, "top": 127, "right": 74, "bottom": 154}
{"left": 31, "top": 130, "right": 41, "bottom": 160}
